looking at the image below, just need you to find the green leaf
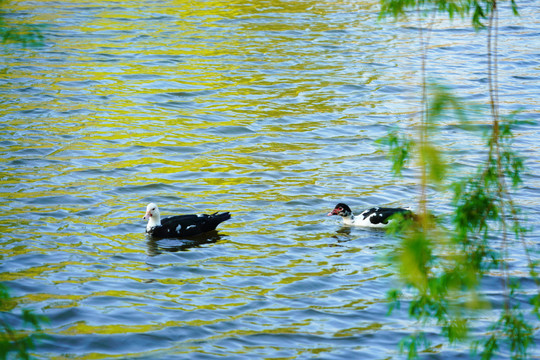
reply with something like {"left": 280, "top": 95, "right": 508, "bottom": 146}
{"left": 377, "top": 131, "right": 414, "bottom": 176}
{"left": 423, "top": 143, "right": 446, "bottom": 183}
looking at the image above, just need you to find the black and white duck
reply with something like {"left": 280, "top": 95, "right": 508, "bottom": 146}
{"left": 143, "top": 203, "right": 231, "bottom": 238}
{"left": 328, "top": 203, "right": 412, "bottom": 228}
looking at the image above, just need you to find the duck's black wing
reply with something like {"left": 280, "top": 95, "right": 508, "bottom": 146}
{"left": 361, "top": 207, "right": 411, "bottom": 225}
{"left": 149, "top": 212, "right": 231, "bottom": 239}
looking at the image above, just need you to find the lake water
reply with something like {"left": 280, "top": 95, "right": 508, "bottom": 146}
{"left": 1, "top": 0, "right": 539, "bottom": 359}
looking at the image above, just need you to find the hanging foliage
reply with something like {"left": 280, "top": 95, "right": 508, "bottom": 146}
{"left": 378, "top": 0, "right": 538, "bottom": 358}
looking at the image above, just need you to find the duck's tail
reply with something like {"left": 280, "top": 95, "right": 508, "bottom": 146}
{"left": 210, "top": 212, "right": 231, "bottom": 228}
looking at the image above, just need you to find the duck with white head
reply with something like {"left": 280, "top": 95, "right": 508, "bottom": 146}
{"left": 143, "top": 203, "right": 231, "bottom": 238}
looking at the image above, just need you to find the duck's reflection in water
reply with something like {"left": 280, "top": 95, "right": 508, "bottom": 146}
{"left": 146, "top": 231, "right": 225, "bottom": 256}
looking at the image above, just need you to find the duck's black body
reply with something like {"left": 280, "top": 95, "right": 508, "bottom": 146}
{"left": 147, "top": 212, "right": 231, "bottom": 239}
{"left": 144, "top": 203, "right": 231, "bottom": 239}
{"left": 359, "top": 207, "right": 411, "bottom": 226}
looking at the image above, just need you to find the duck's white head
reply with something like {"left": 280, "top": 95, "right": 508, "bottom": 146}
{"left": 143, "top": 203, "right": 161, "bottom": 230}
